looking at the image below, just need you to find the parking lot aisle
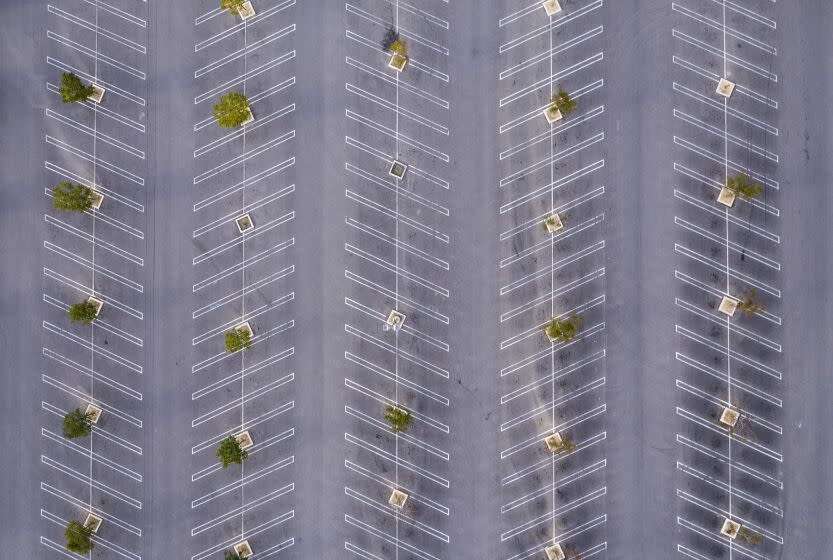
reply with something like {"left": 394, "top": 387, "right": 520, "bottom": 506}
{"left": 670, "top": 0, "right": 784, "bottom": 559}
{"left": 495, "top": 2, "right": 611, "bottom": 560}
{"left": 37, "top": 0, "right": 151, "bottom": 556}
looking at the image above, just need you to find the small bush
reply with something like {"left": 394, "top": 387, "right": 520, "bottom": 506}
{"left": 62, "top": 408, "right": 93, "bottom": 439}
{"left": 213, "top": 91, "right": 251, "bottom": 128}
{"left": 736, "top": 289, "right": 764, "bottom": 318}
{"left": 59, "top": 72, "right": 95, "bottom": 103}
{"left": 52, "top": 182, "right": 93, "bottom": 212}
{"left": 64, "top": 520, "right": 94, "bottom": 554}
{"left": 225, "top": 326, "right": 252, "bottom": 352}
{"left": 550, "top": 87, "right": 576, "bottom": 116}
{"left": 543, "top": 313, "right": 581, "bottom": 343}
{"left": 221, "top": 0, "right": 246, "bottom": 15}
{"left": 68, "top": 300, "right": 98, "bottom": 325}
{"left": 217, "top": 435, "right": 248, "bottom": 468}
{"left": 383, "top": 405, "right": 412, "bottom": 433}
{"left": 389, "top": 39, "right": 407, "bottom": 56}
{"left": 725, "top": 173, "right": 762, "bottom": 199}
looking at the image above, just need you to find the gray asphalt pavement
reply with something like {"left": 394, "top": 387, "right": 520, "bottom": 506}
{"left": 1, "top": 1, "right": 831, "bottom": 559}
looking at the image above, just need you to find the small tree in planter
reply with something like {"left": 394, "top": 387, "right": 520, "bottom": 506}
{"left": 68, "top": 300, "right": 99, "bottom": 325}
{"left": 217, "top": 435, "right": 249, "bottom": 468}
{"left": 388, "top": 39, "right": 408, "bottom": 71}
{"left": 213, "top": 91, "right": 251, "bottom": 128}
{"left": 62, "top": 408, "right": 94, "bottom": 439}
{"left": 224, "top": 551, "right": 244, "bottom": 560}
{"left": 725, "top": 173, "right": 762, "bottom": 200}
{"left": 221, "top": 0, "right": 245, "bottom": 14}
{"left": 52, "top": 181, "right": 94, "bottom": 212}
{"left": 225, "top": 327, "right": 252, "bottom": 353}
{"left": 550, "top": 88, "right": 576, "bottom": 116}
{"left": 384, "top": 405, "right": 412, "bottom": 433}
{"left": 542, "top": 313, "right": 581, "bottom": 343}
{"left": 736, "top": 289, "right": 764, "bottom": 318}
{"left": 64, "top": 520, "right": 94, "bottom": 554}
{"left": 59, "top": 72, "right": 96, "bottom": 103}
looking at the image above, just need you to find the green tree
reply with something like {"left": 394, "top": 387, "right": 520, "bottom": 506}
{"left": 736, "top": 289, "right": 764, "bottom": 318}
{"left": 68, "top": 300, "right": 98, "bottom": 325}
{"left": 383, "top": 405, "right": 412, "bottom": 433}
{"left": 62, "top": 408, "right": 93, "bottom": 439}
{"left": 542, "top": 313, "right": 582, "bottom": 343}
{"left": 550, "top": 87, "right": 576, "bottom": 116}
{"left": 725, "top": 173, "right": 762, "bottom": 199}
{"left": 52, "top": 181, "right": 93, "bottom": 212}
{"left": 221, "top": 0, "right": 246, "bottom": 15}
{"left": 64, "top": 520, "right": 94, "bottom": 554}
{"left": 225, "top": 327, "right": 252, "bottom": 352}
{"left": 213, "top": 91, "right": 251, "bottom": 128}
{"left": 59, "top": 72, "right": 95, "bottom": 103}
{"left": 224, "top": 551, "right": 244, "bottom": 560}
{"left": 389, "top": 39, "right": 407, "bottom": 56}
{"left": 217, "top": 435, "right": 248, "bottom": 468}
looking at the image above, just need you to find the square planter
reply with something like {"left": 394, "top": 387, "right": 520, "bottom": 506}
{"left": 238, "top": 1, "right": 256, "bottom": 20}
{"left": 721, "top": 518, "right": 741, "bottom": 539}
{"left": 542, "top": 0, "right": 562, "bottom": 16}
{"left": 235, "top": 213, "right": 254, "bottom": 233}
{"left": 716, "top": 78, "right": 735, "bottom": 98}
{"left": 235, "top": 430, "right": 254, "bottom": 450}
{"left": 87, "top": 296, "right": 104, "bottom": 317}
{"left": 236, "top": 321, "right": 253, "bottom": 338}
{"left": 544, "top": 543, "right": 565, "bottom": 560}
{"left": 84, "top": 512, "right": 103, "bottom": 534}
{"left": 717, "top": 186, "right": 736, "bottom": 208}
{"left": 88, "top": 85, "right": 105, "bottom": 104}
{"left": 543, "top": 106, "right": 563, "bottom": 124}
{"left": 544, "top": 214, "right": 563, "bottom": 233}
{"left": 234, "top": 540, "right": 253, "bottom": 558}
{"left": 85, "top": 403, "right": 103, "bottom": 424}
{"left": 389, "top": 160, "right": 408, "bottom": 180}
{"left": 388, "top": 53, "right": 408, "bottom": 72}
{"left": 543, "top": 431, "right": 564, "bottom": 452}
{"left": 240, "top": 107, "right": 255, "bottom": 126}
{"left": 386, "top": 310, "right": 406, "bottom": 330}
{"left": 719, "top": 407, "right": 739, "bottom": 428}
{"left": 718, "top": 296, "right": 738, "bottom": 317}
{"left": 89, "top": 190, "right": 104, "bottom": 210}
{"left": 388, "top": 489, "right": 408, "bottom": 508}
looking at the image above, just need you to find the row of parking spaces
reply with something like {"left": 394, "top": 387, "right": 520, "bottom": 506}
{"left": 189, "top": 1, "right": 298, "bottom": 559}
{"left": 342, "top": 1, "right": 453, "bottom": 560}
{"left": 39, "top": 0, "right": 149, "bottom": 557}
{"left": 670, "top": 1, "right": 783, "bottom": 559}
{"left": 497, "top": 2, "right": 608, "bottom": 560}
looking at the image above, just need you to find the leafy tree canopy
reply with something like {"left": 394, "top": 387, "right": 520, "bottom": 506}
{"left": 213, "top": 91, "right": 250, "bottom": 128}
{"left": 389, "top": 39, "right": 407, "bottom": 56}
{"left": 52, "top": 181, "right": 93, "bottom": 212}
{"left": 217, "top": 435, "right": 248, "bottom": 468}
{"left": 64, "top": 520, "right": 94, "bottom": 554}
{"left": 68, "top": 300, "right": 98, "bottom": 325}
{"left": 725, "top": 173, "right": 762, "bottom": 199}
{"left": 225, "top": 327, "right": 252, "bottom": 353}
{"left": 59, "top": 72, "right": 95, "bottom": 103}
{"left": 550, "top": 87, "right": 576, "bottom": 116}
{"left": 384, "top": 405, "right": 412, "bottom": 433}
{"left": 62, "top": 408, "right": 93, "bottom": 439}
{"left": 543, "top": 313, "right": 581, "bottom": 343}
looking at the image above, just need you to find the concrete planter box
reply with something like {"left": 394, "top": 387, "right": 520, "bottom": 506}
{"left": 542, "top": 0, "right": 562, "bottom": 16}
{"left": 544, "top": 543, "right": 565, "bottom": 560}
{"left": 87, "top": 296, "right": 104, "bottom": 317}
{"left": 240, "top": 107, "right": 255, "bottom": 126}
{"left": 235, "top": 213, "right": 254, "bottom": 233}
{"left": 388, "top": 53, "right": 408, "bottom": 72}
{"left": 719, "top": 407, "right": 739, "bottom": 428}
{"left": 544, "top": 214, "right": 563, "bottom": 233}
{"left": 717, "top": 186, "right": 736, "bottom": 208}
{"left": 90, "top": 190, "right": 104, "bottom": 210}
{"left": 543, "top": 106, "right": 563, "bottom": 124}
{"left": 234, "top": 540, "right": 253, "bottom": 558}
{"left": 388, "top": 489, "right": 408, "bottom": 508}
{"left": 721, "top": 518, "right": 741, "bottom": 539}
{"left": 84, "top": 512, "right": 103, "bottom": 533}
{"left": 543, "top": 432, "right": 565, "bottom": 452}
{"left": 718, "top": 296, "right": 738, "bottom": 317}
{"left": 386, "top": 310, "right": 406, "bottom": 330}
{"left": 389, "top": 160, "right": 407, "bottom": 180}
{"left": 236, "top": 321, "right": 253, "bottom": 338}
{"left": 88, "top": 85, "right": 105, "bottom": 104}
{"left": 235, "top": 430, "right": 254, "bottom": 450}
{"left": 85, "top": 403, "right": 103, "bottom": 424}
{"left": 716, "top": 78, "right": 735, "bottom": 98}
{"left": 238, "top": 1, "right": 256, "bottom": 20}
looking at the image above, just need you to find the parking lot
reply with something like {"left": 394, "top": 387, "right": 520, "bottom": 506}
{"left": 497, "top": 2, "right": 609, "bottom": 560}
{"left": 39, "top": 0, "right": 149, "bottom": 556}
{"left": 341, "top": 1, "right": 453, "bottom": 560}
{"left": 188, "top": 1, "right": 298, "bottom": 558}
{"left": 670, "top": 1, "right": 783, "bottom": 558}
